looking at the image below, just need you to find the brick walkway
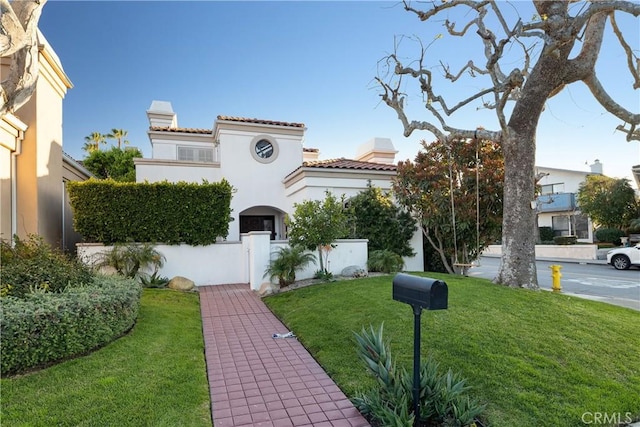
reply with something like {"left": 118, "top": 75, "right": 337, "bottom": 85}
{"left": 199, "top": 284, "right": 370, "bottom": 427}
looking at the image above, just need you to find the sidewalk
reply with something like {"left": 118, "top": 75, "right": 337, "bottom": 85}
{"left": 199, "top": 284, "right": 370, "bottom": 427}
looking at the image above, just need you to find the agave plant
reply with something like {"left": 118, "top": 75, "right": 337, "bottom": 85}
{"left": 263, "top": 246, "right": 316, "bottom": 287}
{"left": 352, "top": 324, "right": 485, "bottom": 426}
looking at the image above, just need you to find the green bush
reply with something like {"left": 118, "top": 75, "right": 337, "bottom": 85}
{"left": 67, "top": 179, "right": 233, "bottom": 245}
{"left": 0, "top": 275, "right": 142, "bottom": 377}
{"left": 627, "top": 219, "right": 640, "bottom": 234}
{"left": 538, "top": 226, "right": 555, "bottom": 243}
{"left": 553, "top": 235, "right": 577, "bottom": 245}
{"left": 352, "top": 324, "right": 485, "bottom": 426}
{"left": 368, "top": 249, "right": 404, "bottom": 274}
{"left": 347, "top": 182, "right": 417, "bottom": 258}
{"left": 0, "top": 235, "right": 93, "bottom": 298}
{"left": 595, "top": 228, "right": 625, "bottom": 244}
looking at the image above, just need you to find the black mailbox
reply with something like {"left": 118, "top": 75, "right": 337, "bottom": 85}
{"left": 392, "top": 273, "right": 448, "bottom": 310}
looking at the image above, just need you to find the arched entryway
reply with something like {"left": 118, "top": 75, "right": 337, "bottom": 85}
{"left": 239, "top": 206, "right": 287, "bottom": 240}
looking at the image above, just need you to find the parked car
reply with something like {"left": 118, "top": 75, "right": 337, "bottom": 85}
{"left": 607, "top": 244, "right": 640, "bottom": 270}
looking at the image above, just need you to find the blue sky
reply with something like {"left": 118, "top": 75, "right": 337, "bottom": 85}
{"left": 39, "top": 1, "right": 639, "bottom": 186}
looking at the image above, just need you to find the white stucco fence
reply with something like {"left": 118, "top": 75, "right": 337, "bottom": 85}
{"left": 483, "top": 244, "right": 598, "bottom": 260}
{"left": 77, "top": 232, "right": 370, "bottom": 291}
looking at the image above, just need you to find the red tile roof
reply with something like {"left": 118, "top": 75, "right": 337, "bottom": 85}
{"left": 302, "top": 158, "right": 397, "bottom": 171}
{"left": 217, "top": 115, "right": 305, "bottom": 128}
{"left": 149, "top": 126, "right": 212, "bottom": 134}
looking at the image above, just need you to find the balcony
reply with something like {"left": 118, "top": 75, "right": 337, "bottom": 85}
{"left": 536, "top": 193, "right": 576, "bottom": 212}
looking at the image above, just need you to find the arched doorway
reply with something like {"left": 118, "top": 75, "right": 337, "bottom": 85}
{"left": 239, "top": 206, "right": 286, "bottom": 240}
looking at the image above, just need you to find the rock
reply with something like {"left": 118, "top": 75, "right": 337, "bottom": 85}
{"left": 167, "top": 276, "right": 195, "bottom": 291}
{"left": 258, "top": 281, "right": 278, "bottom": 297}
{"left": 341, "top": 265, "right": 367, "bottom": 278}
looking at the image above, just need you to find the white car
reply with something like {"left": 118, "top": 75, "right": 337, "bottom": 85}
{"left": 607, "top": 244, "right": 640, "bottom": 270}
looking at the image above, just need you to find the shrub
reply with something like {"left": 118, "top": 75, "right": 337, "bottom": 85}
{"left": 352, "top": 324, "right": 485, "bottom": 426}
{"left": 263, "top": 246, "right": 317, "bottom": 287}
{"left": 313, "top": 269, "right": 334, "bottom": 282}
{"left": 1, "top": 275, "right": 142, "bottom": 376}
{"left": 368, "top": 249, "right": 404, "bottom": 274}
{"left": 67, "top": 179, "right": 233, "bottom": 245}
{"left": 595, "top": 228, "right": 625, "bottom": 244}
{"left": 347, "top": 182, "right": 417, "bottom": 258}
{"left": 538, "top": 226, "right": 555, "bottom": 243}
{"left": 627, "top": 219, "right": 640, "bottom": 234}
{"left": 0, "top": 235, "right": 93, "bottom": 298}
{"left": 553, "top": 235, "right": 577, "bottom": 245}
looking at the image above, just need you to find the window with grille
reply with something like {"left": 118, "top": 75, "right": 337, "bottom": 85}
{"left": 177, "top": 146, "right": 214, "bottom": 163}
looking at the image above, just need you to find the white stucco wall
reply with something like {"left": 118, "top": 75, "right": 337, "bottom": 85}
{"left": 484, "top": 244, "right": 598, "bottom": 260}
{"left": 78, "top": 241, "right": 245, "bottom": 286}
{"left": 77, "top": 236, "right": 369, "bottom": 289}
{"left": 536, "top": 166, "right": 593, "bottom": 193}
{"left": 135, "top": 160, "right": 222, "bottom": 183}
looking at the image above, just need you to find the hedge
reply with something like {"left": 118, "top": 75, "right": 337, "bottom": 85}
{"left": 67, "top": 179, "right": 233, "bottom": 245}
{"left": 0, "top": 276, "right": 142, "bottom": 377}
{"left": 594, "top": 228, "right": 625, "bottom": 244}
{"left": 553, "top": 235, "right": 577, "bottom": 245}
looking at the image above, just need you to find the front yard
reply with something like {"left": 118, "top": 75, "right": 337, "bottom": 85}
{"left": 2, "top": 274, "right": 638, "bottom": 427}
{"left": 264, "top": 273, "right": 640, "bottom": 426}
{"left": 1, "top": 290, "right": 211, "bottom": 427}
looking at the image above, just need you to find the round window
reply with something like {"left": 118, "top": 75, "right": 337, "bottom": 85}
{"left": 255, "top": 139, "right": 274, "bottom": 159}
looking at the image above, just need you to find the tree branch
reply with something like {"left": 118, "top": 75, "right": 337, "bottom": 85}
{"left": 1, "top": 0, "right": 47, "bottom": 116}
{"left": 583, "top": 74, "right": 640, "bottom": 141}
{"left": 609, "top": 13, "right": 640, "bottom": 90}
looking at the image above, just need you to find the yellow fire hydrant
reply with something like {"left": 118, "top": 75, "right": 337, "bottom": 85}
{"left": 549, "top": 265, "right": 562, "bottom": 292}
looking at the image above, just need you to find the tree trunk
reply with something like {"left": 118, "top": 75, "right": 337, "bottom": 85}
{"left": 494, "top": 4, "right": 581, "bottom": 289}
{"left": 495, "top": 129, "right": 539, "bottom": 289}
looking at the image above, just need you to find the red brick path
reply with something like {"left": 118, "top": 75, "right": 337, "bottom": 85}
{"left": 199, "top": 284, "right": 370, "bottom": 427}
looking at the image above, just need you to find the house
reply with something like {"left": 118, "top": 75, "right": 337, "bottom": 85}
{"left": 0, "top": 30, "right": 91, "bottom": 253}
{"left": 534, "top": 160, "right": 603, "bottom": 242}
{"left": 134, "top": 100, "right": 424, "bottom": 271}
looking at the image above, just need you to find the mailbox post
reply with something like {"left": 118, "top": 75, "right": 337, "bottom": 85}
{"left": 392, "top": 273, "right": 448, "bottom": 426}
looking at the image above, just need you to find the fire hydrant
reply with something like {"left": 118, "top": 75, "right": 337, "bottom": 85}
{"left": 549, "top": 265, "right": 562, "bottom": 292}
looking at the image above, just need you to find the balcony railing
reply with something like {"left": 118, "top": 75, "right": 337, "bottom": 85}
{"left": 536, "top": 193, "right": 576, "bottom": 212}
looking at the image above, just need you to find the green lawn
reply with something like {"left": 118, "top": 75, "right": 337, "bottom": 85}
{"left": 1, "top": 289, "right": 211, "bottom": 427}
{"left": 264, "top": 273, "right": 640, "bottom": 427}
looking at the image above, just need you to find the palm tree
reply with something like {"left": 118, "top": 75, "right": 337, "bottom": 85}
{"left": 107, "top": 128, "right": 129, "bottom": 149}
{"left": 263, "top": 246, "right": 316, "bottom": 287}
{"left": 83, "top": 132, "right": 106, "bottom": 153}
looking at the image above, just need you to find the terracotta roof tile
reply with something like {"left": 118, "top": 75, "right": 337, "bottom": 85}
{"left": 303, "top": 158, "right": 397, "bottom": 171}
{"left": 303, "top": 147, "right": 319, "bottom": 152}
{"left": 149, "top": 126, "right": 212, "bottom": 134}
{"left": 217, "top": 115, "right": 305, "bottom": 128}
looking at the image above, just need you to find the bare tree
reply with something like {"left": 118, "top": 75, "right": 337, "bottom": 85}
{"left": 377, "top": 0, "right": 639, "bottom": 289}
{"left": 1, "top": 0, "right": 47, "bottom": 116}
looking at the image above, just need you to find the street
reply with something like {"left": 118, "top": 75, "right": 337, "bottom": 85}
{"left": 467, "top": 257, "right": 640, "bottom": 311}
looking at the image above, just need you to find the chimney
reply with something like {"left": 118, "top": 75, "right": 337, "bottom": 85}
{"left": 303, "top": 147, "right": 320, "bottom": 162}
{"left": 355, "top": 137, "right": 398, "bottom": 164}
{"left": 147, "top": 100, "right": 178, "bottom": 128}
{"left": 589, "top": 159, "right": 603, "bottom": 174}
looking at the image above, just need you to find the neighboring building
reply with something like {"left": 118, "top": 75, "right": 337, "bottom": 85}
{"left": 535, "top": 160, "right": 604, "bottom": 242}
{"left": 0, "top": 30, "right": 90, "bottom": 253}
{"left": 135, "top": 101, "right": 424, "bottom": 271}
